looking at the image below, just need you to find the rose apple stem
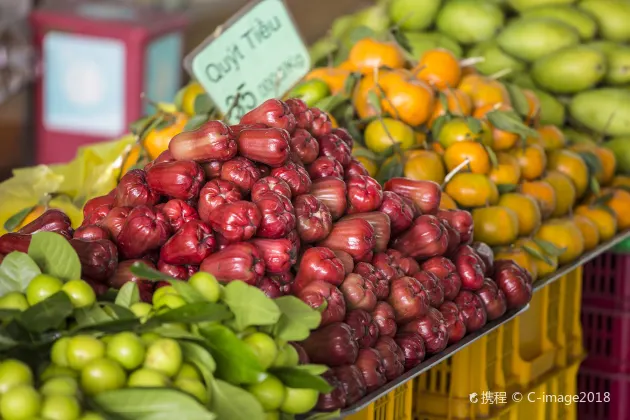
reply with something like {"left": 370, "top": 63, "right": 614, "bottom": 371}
{"left": 442, "top": 158, "right": 471, "bottom": 188}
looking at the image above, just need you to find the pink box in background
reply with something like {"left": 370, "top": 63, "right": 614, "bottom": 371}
{"left": 30, "top": 0, "right": 188, "bottom": 164}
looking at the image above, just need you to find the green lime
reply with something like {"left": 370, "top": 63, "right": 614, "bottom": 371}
{"left": 129, "top": 302, "right": 152, "bottom": 319}
{"left": 152, "top": 286, "right": 177, "bottom": 306}
{"left": 78, "top": 412, "right": 105, "bottom": 420}
{"left": 264, "top": 412, "right": 280, "bottom": 420}
{"left": 40, "top": 365, "right": 78, "bottom": 381}
{"left": 279, "top": 387, "right": 319, "bottom": 414}
{"left": 80, "top": 359, "right": 126, "bottom": 396}
{"left": 188, "top": 272, "right": 221, "bottom": 303}
{"left": 0, "top": 359, "right": 33, "bottom": 394}
{"left": 25, "top": 274, "right": 63, "bottom": 306}
{"left": 143, "top": 338, "right": 182, "bottom": 377}
{"left": 247, "top": 375, "right": 286, "bottom": 411}
{"left": 40, "top": 376, "right": 79, "bottom": 397}
{"left": 40, "top": 394, "right": 81, "bottom": 420}
{"left": 175, "top": 363, "right": 202, "bottom": 382}
{"left": 0, "top": 292, "right": 29, "bottom": 311}
{"left": 61, "top": 280, "right": 96, "bottom": 308}
{"left": 174, "top": 379, "right": 209, "bottom": 404}
{"left": 242, "top": 333, "right": 278, "bottom": 370}
{"left": 127, "top": 368, "right": 170, "bottom": 387}
{"left": 287, "top": 79, "right": 331, "bottom": 107}
{"left": 105, "top": 332, "right": 145, "bottom": 370}
{"left": 140, "top": 332, "right": 161, "bottom": 346}
{"left": 66, "top": 336, "right": 105, "bottom": 371}
{"left": 153, "top": 294, "right": 186, "bottom": 310}
{"left": 0, "top": 385, "right": 41, "bottom": 419}
{"left": 271, "top": 342, "right": 299, "bottom": 368}
{"left": 51, "top": 337, "right": 71, "bottom": 367}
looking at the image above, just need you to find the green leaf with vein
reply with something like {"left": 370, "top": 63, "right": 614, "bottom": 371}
{"left": 270, "top": 296, "right": 321, "bottom": 341}
{"left": 523, "top": 245, "right": 554, "bottom": 266}
{"left": 533, "top": 238, "right": 566, "bottom": 257}
{"left": 0, "top": 252, "right": 41, "bottom": 295}
{"left": 222, "top": 281, "right": 280, "bottom": 331}
{"left": 3, "top": 206, "right": 35, "bottom": 232}
{"left": 28, "top": 232, "right": 81, "bottom": 282}
{"left": 209, "top": 378, "right": 264, "bottom": 420}
{"left": 270, "top": 367, "right": 333, "bottom": 392}
{"left": 114, "top": 282, "right": 140, "bottom": 308}
{"left": 17, "top": 292, "right": 73, "bottom": 333}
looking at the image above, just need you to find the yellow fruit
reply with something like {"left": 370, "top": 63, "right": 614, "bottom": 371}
{"left": 572, "top": 215, "right": 601, "bottom": 251}
{"left": 179, "top": 82, "right": 206, "bottom": 117}
{"left": 612, "top": 175, "right": 630, "bottom": 189}
{"left": 437, "top": 117, "right": 492, "bottom": 148}
{"left": 404, "top": 150, "right": 446, "bottom": 183}
{"left": 547, "top": 150, "right": 589, "bottom": 198}
{"left": 535, "top": 219, "right": 585, "bottom": 265}
{"left": 495, "top": 246, "right": 538, "bottom": 281}
{"left": 544, "top": 171, "right": 576, "bottom": 217}
{"left": 498, "top": 193, "right": 542, "bottom": 236}
{"left": 443, "top": 141, "right": 491, "bottom": 174}
{"left": 445, "top": 173, "right": 499, "bottom": 208}
{"left": 15, "top": 206, "right": 46, "bottom": 231}
{"left": 440, "top": 192, "right": 459, "bottom": 210}
{"left": 515, "top": 238, "right": 558, "bottom": 279}
{"left": 355, "top": 156, "right": 378, "bottom": 177}
{"left": 472, "top": 206, "right": 519, "bottom": 247}
{"left": 364, "top": 118, "right": 415, "bottom": 154}
{"left": 489, "top": 153, "right": 521, "bottom": 186}
{"left": 590, "top": 188, "right": 630, "bottom": 230}
{"left": 575, "top": 205, "right": 617, "bottom": 242}
{"left": 510, "top": 144, "right": 547, "bottom": 181}
{"left": 521, "top": 180, "right": 556, "bottom": 220}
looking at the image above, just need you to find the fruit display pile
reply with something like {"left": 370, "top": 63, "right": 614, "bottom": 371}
{"left": 0, "top": 97, "right": 534, "bottom": 416}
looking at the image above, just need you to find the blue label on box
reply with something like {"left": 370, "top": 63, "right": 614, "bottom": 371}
{"left": 144, "top": 32, "right": 183, "bottom": 115}
{"left": 43, "top": 31, "right": 126, "bottom": 137}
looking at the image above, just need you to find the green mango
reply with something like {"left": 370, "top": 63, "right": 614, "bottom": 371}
{"left": 521, "top": 5, "right": 597, "bottom": 40}
{"left": 352, "top": 5, "right": 391, "bottom": 34}
{"left": 436, "top": 0, "right": 505, "bottom": 45}
{"left": 588, "top": 41, "right": 630, "bottom": 86}
{"left": 508, "top": 0, "right": 575, "bottom": 12}
{"left": 532, "top": 89, "right": 566, "bottom": 126}
{"left": 570, "top": 89, "right": 630, "bottom": 136}
{"left": 509, "top": 72, "right": 537, "bottom": 89}
{"left": 330, "top": 15, "right": 356, "bottom": 40}
{"left": 467, "top": 40, "right": 526, "bottom": 76}
{"left": 605, "top": 137, "right": 630, "bottom": 174}
{"left": 563, "top": 128, "right": 596, "bottom": 146}
{"left": 531, "top": 45, "right": 606, "bottom": 94}
{"left": 579, "top": 0, "right": 630, "bottom": 43}
{"left": 405, "top": 32, "right": 464, "bottom": 59}
{"left": 497, "top": 18, "right": 580, "bottom": 62}
{"left": 389, "top": 0, "right": 442, "bottom": 31}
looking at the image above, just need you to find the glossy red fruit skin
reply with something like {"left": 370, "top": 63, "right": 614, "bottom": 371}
{"left": 83, "top": 193, "right": 115, "bottom": 219}
{"left": 371, "top": 252, "right": 404, "bottom": 280}
{"left": 371, "top": 301, "right": 398, "bottom": 337}
{"left": 240, "top": 99, "right": 297, "bottom": 133}
{"left": 160, "top": 220, "right": 216, "bottom": 265}
{"left": 454, "top": 245, "right": 486, "bottom": 291}
{"left": 254, "top": 192, "right": 296, "bottom": 239}
{"left": 440, "top": 220, "right": 461, "bottom": 256}
{"left": 344, "top": 159, "right": 369, "bottom": 178}
{"left": 207, "top": 201, "right": 261, "bottom": 243}
{"left": 257, "top": 276, "right": 287, "bottom": 298}
{"left": 286, "top": 99, "right": 314, "bottom": 130}
{"left": 0, "top": 233, "right": 30, "bottom": 254}
{"left": 197, "top": 180, "right": 243, "bottom": 224}
{"left": 229, "top": 123, "right": 267, "bottom": 136}
{"left": 378, "top": 191, "right": 415, "bottom": 235}
{"left": 293, "top": 194, "right": 333, "bottom": 244}
{"left": 294, "top": 247, "right": 345, "bottom": 291}
{"left": 309, "top": 108, "right": 333, "bottom": 137}
{"left": 493, "top": 260, "right": 533, "bottom": 309}
{"left": 169, "top": 121, "right": 237, "bottom": 162}
{"left": 144, "top": 150, "right": 176, "bottom": 172}
{"left": 334, "top": 365, "right": 367, "bottom": 406}
{"left": 69, "top": 239, "right": 118, "bottom": 283}
{"left": 117, "top": 206, "right": 171, "bottom": 259}
{"left": 289, "top": 128, "right": 319, "bottom": 164}
{"left": 200, "top": 242, "right": 265, "bottom": 285}
{"left": 270, "top": 161, "right": 312, "bottom": 196}
{"left": 158, "top": 260, "right": 190, "bottom": 280}
{"left": 318, "top": 133, "right": 352, "bottom": 167}
{"left": 472, "top": 242, "right": 495, "bottom": 277}
{"left": 341, "top": 212, "right": 390, "bottom": 253}
{"left": 401, "top": 307, "right": 449, "bottom": 354}
{"left": 439, "top": 301, "right": 467, "bottom": 345}
{"left": 236, "top": 127, "right": 291, "bottom": 167}
{"left": 251, "top": 176, "right": 292, "bottom": 201}
{"left": 108, "top": 259, "right": 154, "bottom": 302}
{"left": 332, "top": 128, "right": 354, "bottom": 149}
{"left": 353, "top": 262, "right": 389, "bottom": 301}
{"left": 156, "top": 199, "right": 200, "bottom": 231}
{"left": 82, "top": 203, "right": 113, "bottom": 226}
{"left": 145, "top": 160, "right": 205, "bottom": 200}
{"left": 286, "top": 229, "right": 301, "bottom": 256}
{"left": 219, "top": 157, "right": 262, "bottom": 194}
{"left": 374, "top": 336, "right": 405, "bottom": 381}
{"left": 250, "top": 238, "right": 297, "bottom": 274}
{"left": 387, "top": 276, "right": 430, "bottom": 324}
{"left": 318, "top": 218, "right": 376, "bottom": 263}
{"left": 310, "top": 177, "right": 347, "bottom": 220}
{"left": 438, "top": 209, "right": 474, "bottom": 245}
{"left": 454, "top": 290, "right": 488, "bottom": 333}
{"left": 18, "top": 209, "right": 73, "bottom": 239}
{"left": 422, "top": 257, "right": 462, "bottom": 301}
{"left": 114, "top": 170, "right": 160, "bottom": 208}
{"left": 384, "top": 178, "right": 442, "bottom": 215}
{"left": 413, "top": 271, "right": 445, "bottom": 308}
{"left": 345, "top": 309, "right": 380, "bottom": 349}
{"left": 307, "top": 156, "right": 344, "bottom": 180}
{"left": 99, "top": 206, "right": 131, "bottom": 239}
{"left": 201, "top": 160, "right": 223, "bottom": 179}
{"left": 316, "top": 371, "right": 347, "bottom": 412}
{"left": 301, "top": 322, "right": 359, "bottom": 367}
{"left": 391, "top": 215, "right": 449, "bottom": 260}
{"left": 395, "top": 332, "right": 426, "bottom": 371}
{"left": 476, "top": 278, "right": 507, "bottom": 321}
{"left": 355, "top": 348, "right": 387, "bottom": 392}
{"left": 346, "top": 176, "right": 384, "bottom": 214}
{"left": 340, "top": 273, "right": 378, "bottom": 312}
{"left": 297, "top": 281, "right": 346, "bottom": 326}
{"left": 73, "top": 225, "right": 110, "bottom": 241}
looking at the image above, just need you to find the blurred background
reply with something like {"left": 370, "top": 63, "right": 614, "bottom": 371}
{"left": 0, "top": 0, "right": 370, "bottom": 180}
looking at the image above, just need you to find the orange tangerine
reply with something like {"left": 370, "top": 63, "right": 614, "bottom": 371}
{"left": 498, "top": 193, "right": 542, "bottom": 237}
{"left": 544, "top": 171, "right": 576, "bottom": 218}
{"left": 536, "top": 125, "right": 566, "bottom": 152}
{"left": 349, "top": 38, "right": 406, "bottom": 73}
{"left": 414, "top": 48, "right": 462, "bottom": 90}
{"left": 521, "top": 180, "right": 557, "bottom": 220}
{"left": 443, "top": 141, "right": 491, "bottom": 175}
{"left": 592, "top": 188, "right": 630, "bottom": 230}
{"left": 472, "top": 206, "right": 519, "bottom": 246}
{"left": 489, "top": 153, "right": 522, "bottom": 186}
{"left": 352, "top": 72, "right": 379, "bottom": 120}
{"left": 515, "top": 238, "right": 558, "bottom": 279}
{"left": 437, "top": 117, "right": 493, "bottom": 148}
{"left": 547, "top": 150, "right": 589, "bottom": 198}
{"left": 473, "top": 103, "right": 520, "bottom": 151}
{"left": 445, "top": 173, "right": 499, "bottom": 208}
{"left": 535, "top": 219, "right": 585, "bottom": 265}
{"left": 379, "top": 70, "right": 435, "bottom": 127}
{"left": 305, "top": 68, "right": 351, "bottom": 95}
{"left": 572, "top": 215, "right": 600, "bottom": 251}
{"left": 510, "top": 144, "right": 547, "bottom": 181}
{"left": 428, "top": 89, "right": 473, "bottom": 127}
{"left": 612, "top": 175, "right": 630, "bottom": 189}
{"left": 575, "top": 204, "right": 617, "bottom": 242}
{"left": 458, "top": 74, "right": 511, "bottom": 110}
{"left": 495, "top": 246, "right": 538, "bottom": 281}
{"left": 404, "top": 150, "right": 446, "bottom": 184}
{"left": 522, "top": 89, "right": 541, "bottom": 127}
{"left": 440, "top": 192, "right": 459, "bottom": 210}
{"left": 143, "top": 112, "right": 189, "bottom": 160}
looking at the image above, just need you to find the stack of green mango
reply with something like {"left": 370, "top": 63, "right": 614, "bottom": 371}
{"left": 311, "top": 0, "right": 630, "bottom": 173}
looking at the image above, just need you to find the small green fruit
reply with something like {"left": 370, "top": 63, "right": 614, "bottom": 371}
{"left": 242, "top": 333, "right": 278, "bottom": 370}
{"left": 40, "top": 376, "right": 79, "bottom": 397}
{"left": 247, "top": 375, "right": 286, "bottom": 411}
{"left": 0, "top": 385, "right": 41, "bottom": 420}
{"left": 129, "top": 302, "right": 152, "bottom": 319}
{"left": 66, "top": 336, "right": 105, "bottom": 371}
{"left": 25, "top": 274, "right": 63, "bottom": 306}
{"left": 80, "top": 359, "right": 126, "bottom": 396}
{"left": 51, "top": 337, "right": 71, "bottom": 367}
{"left": 40, "top": 365, "right": 78, "bottom": 381}
{"left": 0, "top": 292, "right": 29, "bottom": 311}
{"left": 188, "top": 272, "right": 221, "bottom": 303}
{"left": 174, "top": 379, "right": 209, "bottom": 405}
{"left": 106, "top": 332, "right": 145, "bottom": 370}
{"left": 176, "top": 363, "right": 202, "bottom": 382}
{"left": 279, "top": 387, "right": 319, "bottom": 414}
{"left": 143, "top": 338, "right": 183, "bottom": 377}
{"left": 127, "top": 368, "right": 170, "bottom": 388}
{"left": 40, "top": 394, "right": 81, "bottom": 420}
{"left": 62, "top": 280, "right": 96, "bottom": 308}
{"left": 0, "top": 359, "right": 33, "bottom": 394}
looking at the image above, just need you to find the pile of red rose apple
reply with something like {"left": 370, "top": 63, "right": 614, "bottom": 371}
{"left": 0, "top": 98, "right": 534, "bottom": 411}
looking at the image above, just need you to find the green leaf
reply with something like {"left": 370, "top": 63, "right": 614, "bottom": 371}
{"left": 438, "top": 92, "right": 450, "bottom": 112}
{"left": 209, "top": 378, "right": 265, "bottom": 420}
{"left": 0, "top": 330, "right": 18, "bottom": 351}
{"left": 590, "top": 176, "right": 601, "bottom": 195}
{"left": 100, "top": 302, "right": 137, "bottom": 320}
{"left": 0, "top": 252, "right": 42, "bottom": 295}
{"left": 28, "top": 232, "right": 81, "bottom": 282}
{"left": 138, "top": 116, "right": 165, "bottom": 142}
{"left": 313, "top": 94, "right": 349, "bottom": 114}
{"left": 0, "top": 309, "right": 19, "bottom": 322}
{"left": 593, "top": 191, "right": 615, "bottom": 207}
{"left": 148, "top": 302, "right": 232, "bottom": 326}
{"left": 390, "top": 27, "right": 412, "bottom": 54}
{"left": 294, "top": 364, "right": 330, "bottom": 375}
{"left": 505, "top": 83, "right": 529, "bottom": 118}
{"left": 3, "top": 206, "right": 35, "bottom": 232}
{"left": 199, "top": 324, "right": 263, "bottom": 385}
{"left": 193, "top": 94, "right": 213, "bottom": 116}
{"left": 93, "top": 388, "right": 216, "bottom": 420}
{"left": 466, "top": 117, "right": 482, "bottom": 135}
{"left": 166, "top": 279, "right": 206, "bottom": 303}
{"left": 431, "top": 114, "right": 450, "bottom": 141}
{"left": 270, "top": 367, "right": 333, "bottom": 393}
{"left": 181, "top": 341, "right": 216, "bottom": 375}
{"left": 130, "top": 116, "right": 152, "bottom": 135}
{"left": 487, "top": 110, "right": 538, "bottom": 139}
{"left": 485, "top": 145, "right": 499, "bottom": 168}
{"left": 271, "top": 296, "right": 321, "bottom": 341}
{"left": 72, "top": 317, "right": 142, "bottom": 335}
{"left": 343, "top": 72, "right": 361, "bottom": 96}
{"left": 74, "top": 305, "right": 114, "bottom": 327}
{"left": 523, "top": 245, "right": 554, "bottom": 266}
{"left": 376, "top": 154, "right": 403, "bottom": 184}
{"left": 184, "top": 115, "right": 209, "bottom": 131}
{"left": 17, "top": 292, "right": 73, "bottom": 333}
{"left": 222, "top": 282, "right": 281, "bottom": 331}
{"left": 497, "top": 184, "right": 518, "bottom": 194}
{"left": 578, "top": 151, "right": 604, "bottom": 176}
{"left": 305, "top": 411, "right": 342, "bottom": 420}
{"left": 114, "top": 282, "right": 140, "bottom": 308}
{"left": 348, "top": 26, "right": 377, "bottom": 45}
{"left": 533, "top": 238, "right": 566, "bottom": 257}
{"left": 130, "top": 262, "right": 173, "bottom": 281}
{"left": 351, "top": 147, "right": 380, "bottom": 162}
{"left": 367, "top": 91, "right": 382, "bottom": 114}
{"left": 155, "top": 119, "right": 174, "bottom": 131}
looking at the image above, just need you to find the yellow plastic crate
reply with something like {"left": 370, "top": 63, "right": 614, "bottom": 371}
{"left": 345, "top": 380, "right": 413, "bottom": 420}
{"left": 413, "top": 268, "right": 583, "bottom": 419}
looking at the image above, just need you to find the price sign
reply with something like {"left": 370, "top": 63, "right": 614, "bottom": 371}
{"left": 184, "top": 0, "right": 310, "bottom": 123}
